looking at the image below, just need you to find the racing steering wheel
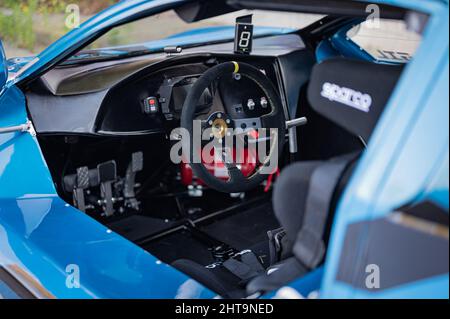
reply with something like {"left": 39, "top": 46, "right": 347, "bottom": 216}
{"left": 181, "top": 61, "right": 286, "bottom": 193}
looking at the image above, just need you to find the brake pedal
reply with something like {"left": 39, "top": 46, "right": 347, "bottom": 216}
{"left": 98, "top": 161, "right": 117, "bottom": 217}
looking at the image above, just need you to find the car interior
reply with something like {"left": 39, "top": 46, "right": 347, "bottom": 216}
{"left": 17, "top": 3, "right": 413, "bottom": 298}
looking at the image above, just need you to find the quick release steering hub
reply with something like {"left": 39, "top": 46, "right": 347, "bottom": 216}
{"left": 206, "top": 112, "right": 233, "bottom": 140}
{"left": 181, "top": 61, "right": 286, "bottom": 193}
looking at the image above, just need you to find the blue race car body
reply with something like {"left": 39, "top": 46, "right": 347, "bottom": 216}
{"left": 0, "top": 0, "right": 448, "bottom": 299}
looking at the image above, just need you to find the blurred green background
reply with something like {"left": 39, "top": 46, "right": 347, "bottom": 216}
{"left": 1, "top": 1, "right": 328, "bottom": 59}
{"left": 0, "top": 0, "right": 119, "bottom": 57}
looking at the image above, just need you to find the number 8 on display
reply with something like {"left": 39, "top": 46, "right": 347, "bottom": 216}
{"left": 234, "top": 15, "right": 253, "bottom": 55}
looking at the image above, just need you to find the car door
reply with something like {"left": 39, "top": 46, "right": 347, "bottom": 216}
{"left": 1, "top": 39, "right": 59, "bottom": 298}
{"left": 321, "top": 0, "right": 449, "bottom": 299}
{"left": 0, "top": 2, "right": 213, "bottom": 298}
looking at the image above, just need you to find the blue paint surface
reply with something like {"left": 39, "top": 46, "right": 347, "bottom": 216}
{"left": 1, "top": 0, "right": 448, "bottom": 299}
{"left": 0, "top": 86, "right": 214, "bottom": 298}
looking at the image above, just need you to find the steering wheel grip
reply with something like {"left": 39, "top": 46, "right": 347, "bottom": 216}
{"left": 181, "top": 61, "right": 286, "bottom": 193}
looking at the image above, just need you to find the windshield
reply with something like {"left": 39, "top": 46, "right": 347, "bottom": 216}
{"left": 83, "top": 9, "right": 323, "bottom": 52}
{"left": 0, "top": 0, "right": 323, "bottom": 60}
{"left": 71, "top": 9, "right": 323, "bottom": 61}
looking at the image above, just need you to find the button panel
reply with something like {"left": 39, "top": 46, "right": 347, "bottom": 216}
{"left": 142, "top": 96, "right": 159, "bottom": 114}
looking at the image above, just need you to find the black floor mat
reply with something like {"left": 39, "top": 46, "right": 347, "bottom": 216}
{"left": 141, "top": 202, "right": 279, "bottom": 268}
{"left": 199, "top": 202, "right": 279, "bottom": 267}
{"left": 137, "top": 201, "right": 279, "bottom": 298}
{"left": 143, "top": 228, "right": 216, "bottom": 266}
{"left": 108, "top": 215, "right": 178, "bottom": 242}
{"left": 199, "top": 202, "right": 280, "bottom": 251}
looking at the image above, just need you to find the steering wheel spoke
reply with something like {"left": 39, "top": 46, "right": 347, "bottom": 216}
{"left": 217, "top": 146, "right": 246, "bottom": 184}
{"left": 225, "top": 162, "right": 246, "bottom": 184}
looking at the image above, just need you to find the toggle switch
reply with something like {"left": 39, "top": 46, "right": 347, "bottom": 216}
{"left": 247, "top": 99, "right": 256, "bottom": 110}
{"left": 260, "top": 97, "right": 268, "bottom": 108}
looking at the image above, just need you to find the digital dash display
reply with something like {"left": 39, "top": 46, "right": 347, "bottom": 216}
{"left": 234, "top": 15, "right": 253, "bottom": 55}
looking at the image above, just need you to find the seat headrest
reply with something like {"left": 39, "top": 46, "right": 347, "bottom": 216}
{"left": 307, "top": 58, "right": 403, "bottom": 141}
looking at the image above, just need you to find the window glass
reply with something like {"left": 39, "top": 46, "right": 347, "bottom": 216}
{"left": 347, "top": 19, "right": 422, "bottom": 63}
{"left": 84, "top": 10, "right": 324, "bottom": 51}
{"left": 0, "top": 0, "right": 115, "bottom": 59}
{"left": 0, "top": 0, "right": 324, "bottom": 59}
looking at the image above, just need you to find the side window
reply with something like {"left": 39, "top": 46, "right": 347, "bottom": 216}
{"left": 347, "top": 19, "right": 422, "bottom": 63}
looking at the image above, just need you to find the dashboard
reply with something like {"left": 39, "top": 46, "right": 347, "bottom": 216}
{"left": 26, "top": 34, "right": 316, "bottom": 135}
{"left": 96, "top": 56, "right": 277, "bottom": 134}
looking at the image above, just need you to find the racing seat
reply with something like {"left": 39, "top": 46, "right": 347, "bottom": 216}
{"left": 172, "top": 58, "right": 404, "bottom": 298}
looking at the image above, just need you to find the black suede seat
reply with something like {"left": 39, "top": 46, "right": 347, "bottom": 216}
{"left": 246, "top": 154, "right": 359, "bottom": 295}
{"left": 172, "top": 58, "right": 403, "bottom": 298}
{"left": 246, "top": 58, "right": 403, "bottom": 294}
{"left": 273, "top": 156, "right": 360, "bottom": 253}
